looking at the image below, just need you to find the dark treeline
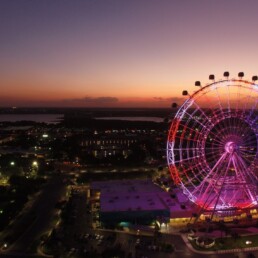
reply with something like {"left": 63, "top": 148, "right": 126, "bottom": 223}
{"left": 0, "top": 107, "right": 174, "bottom": 118}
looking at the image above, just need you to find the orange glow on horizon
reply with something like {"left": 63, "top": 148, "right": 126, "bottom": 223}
{"left": 1, "top": 1, "right": 258, "bottom": 107}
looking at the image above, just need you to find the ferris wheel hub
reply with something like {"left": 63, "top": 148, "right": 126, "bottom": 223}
{"left": 225, "top": 141, "right": 238, "bottom": 154}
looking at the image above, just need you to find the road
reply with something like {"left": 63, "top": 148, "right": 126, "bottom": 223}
{"left": 134, "top": 233, "right": 254, "bottom": 258}
{"left": 112, "top": 229, "right": 257, "bottom": 258}
{"left": 0, "top": 174, "right": 67, "bottom": 256}
{"left": 2, "top": 178, "right": 257, "bottom": 258}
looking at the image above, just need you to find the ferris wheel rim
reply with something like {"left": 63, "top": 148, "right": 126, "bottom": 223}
{"left": 167, "top": 77, "right": 258, "bottom": 211}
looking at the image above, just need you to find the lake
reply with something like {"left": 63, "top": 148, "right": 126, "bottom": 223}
{"left": 0, "top": 114, "right": 63, "bottom": 124}
{"left": 96, "top": 116, "right": 164, "bottom": 122}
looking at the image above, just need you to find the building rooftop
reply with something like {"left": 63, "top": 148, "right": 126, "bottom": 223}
{"left": 91, "top": 179, "right": 163, "bottom": 195}
{"left": 91, "top": 179, "right": 195, "bottom": 216}
{"left": 101, "top": 192, "right": 167, "bottom": 212}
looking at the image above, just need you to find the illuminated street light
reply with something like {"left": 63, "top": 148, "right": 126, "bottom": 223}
{"left": 32, "top": 161, "right": 38, "bottom": 167}
{"left": 31, "top": 161, "right": 38, "bottom": 177}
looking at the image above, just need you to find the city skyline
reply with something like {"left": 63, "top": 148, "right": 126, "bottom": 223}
{"left": 1, "top": 0, "right": 258, "bottom": 107}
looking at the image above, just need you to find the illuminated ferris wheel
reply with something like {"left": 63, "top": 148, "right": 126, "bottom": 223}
{"left": 167, "top": 72, "right": 258, "bottom": 214}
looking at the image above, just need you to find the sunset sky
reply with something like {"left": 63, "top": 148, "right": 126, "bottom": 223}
{"left": 1, "top": 0, "right": 258, "bottom": 107}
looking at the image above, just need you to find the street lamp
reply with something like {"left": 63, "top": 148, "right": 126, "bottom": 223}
{"left": 32, "top": 161, "right": 38, "bottom": 167}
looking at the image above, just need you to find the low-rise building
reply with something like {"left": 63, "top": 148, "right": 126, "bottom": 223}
{"left": 89, "top": 179, "right": 194, "bottom": 227}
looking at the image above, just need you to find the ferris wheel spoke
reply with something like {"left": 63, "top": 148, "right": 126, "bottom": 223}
{"left": 209, "top": 152, "right": 236, "bottom": 213}
{"left": 237, "top": 117, "right": 253, "bottom": 135}
{"left": 232, "top": 158, "right": 257, "bottom": 204}
{"left": 183, "top": 110, "right": 213, "bottom": 132}
{"left": 248, "top": 100, "right": 258, "bottom": 121}
{"left": 245, "top": 138, "right": 258, "bottom": 147}
{"left": 241, "top": 147, "right": 257, "bottom": 153}
{"left": 173, "top": 156, "right": 201, "bottom": 164}
{"left": 245, "top": 84, "right": 258, "bottom": 119}
{"left": 192, "top": 152, "right": 228, "bottom": 195}
{"left": 205, "top": 137, "right": 224, "bottom": 146}
{"left": 191, "top": 101, "right": 216, "bottom": 126}
{"left": 185, "top": 163, "right": 208, "bottom": 177}
{"left": 197, "top": 186, "right": 223, "bottom": 211}
{"left": 172, "top": 147, "right": 203, "bottom": 153}
{"left": 226, "top": 84, "right": 231, "bottom": 114}
{"left": 236, "top": 83, "right": 241, "bottom": 112}
{"left": 231, "top": 153, "right": 257, "bottom": 203}
{"left": 240, "top": 152, "right": 255, "bottom": 160}
{"left": 194, "top": 168, "right": 229, "bottom": 210}
{"left": 215, "top": 86, "right": 225, "bottom": 120}
{"left": 175, "top": 124, "right": 208, "bottom": 143}
{"left": 205, "top": 146, "right": 223, "bottom": 150}
{"left": 234, "top": 152, "right": 257, "bottom": 182}
{"left": 239, "top": 155, "right": 256, "bottom": 165}
{"left": 175, "top": 123, "right": 223, "bottom": 146}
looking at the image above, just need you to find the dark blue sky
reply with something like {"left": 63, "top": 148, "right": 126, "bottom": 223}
{"left": 1, "top": 0, "right": 258, "bottom": 107}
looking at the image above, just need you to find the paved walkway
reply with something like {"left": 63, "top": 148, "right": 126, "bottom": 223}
{"left": 127, "top": 224, "right": 258, "bottom": 255}
{"left": 179, "top": 227, "right": 258, "bottom": 255}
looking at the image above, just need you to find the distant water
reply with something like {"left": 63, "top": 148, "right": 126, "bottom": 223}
{"left": 96, "top": 116, "right": 164, "bottom": 122}
{"left": 0, "top": 114, "right": 63, "bottom": 124}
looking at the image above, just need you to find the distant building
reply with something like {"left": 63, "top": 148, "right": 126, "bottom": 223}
{"left": 81, "top": 135, "right": 138, "bottom": 158}
{"left": 0, "top": 136, "right": 14, "bottom": 144}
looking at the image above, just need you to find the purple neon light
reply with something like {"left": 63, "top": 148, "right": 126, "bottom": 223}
{"left": 167, "top": 79, "right": 258, "bottom": 212}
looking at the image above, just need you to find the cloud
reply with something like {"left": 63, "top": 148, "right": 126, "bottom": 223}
{"left": 63, "top": 96, "right": 119, "bottom": 103}
{"left": 82, "top": 97, "right": 119, "bottom": 103}
{"left": 153, "top": 97, "right": 184, "bottom": 103}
